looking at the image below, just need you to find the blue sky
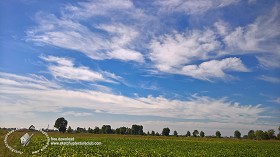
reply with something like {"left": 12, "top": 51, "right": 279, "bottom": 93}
{"left": 0, "top": 0, "right": 279, "bottom": 136}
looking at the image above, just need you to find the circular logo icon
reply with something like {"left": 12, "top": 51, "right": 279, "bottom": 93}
{"left": 4, "top": 128, "right": 50, "bottom": 155}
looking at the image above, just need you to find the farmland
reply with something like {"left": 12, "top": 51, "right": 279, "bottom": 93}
{"left": 1, "top": 130, "right": 280, "bottom": 156}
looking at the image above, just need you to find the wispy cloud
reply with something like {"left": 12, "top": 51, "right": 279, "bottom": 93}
{"left": 148, "top": 4, "right": 279, "bottom": 80}
{"left": 62, "top": 111, "right": 92, "bottom": 117}
{"left": 26, "top": 1, "right": 145, "bottom": 63}
{"left": 40, "top": 55, "right": 122, "bottom": 83}
{"left": 148, "top": 28, "right": 249, "bottom": 80}
{"left": 271, "top": 97, "right": 280, "bottom": 104}
{"left": 156, "top": 0, "right": 239, "bottom": 14}
{"left": 26, "top": 1, "right": 280, "bottom": 82}
{"left": 221, "top": 5, "right": 280, "bottom": 68}
{"left": 179, "top": 57, "right": 249, "bottom": 81}
{"left": 149, "top": 29, "right": 223, "bottom": 70}
{"left": 0, "top": 72, "right": 267, "bottom": 124}
{"left": 258, "top": 75, "right": 280, "bottom": 84}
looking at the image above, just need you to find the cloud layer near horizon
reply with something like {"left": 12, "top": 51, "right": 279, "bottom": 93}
{"left": 0, "top": 72, "right": 266, "bottom": 124}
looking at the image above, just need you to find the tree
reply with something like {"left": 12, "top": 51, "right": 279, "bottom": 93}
{"left": 234, "top": 130, "right": 241, "bottom": 139}
{"left": 248, "top": 130, "right": 255, "bottom": 139}
{"left": 76, "top": 127, "right": 86, "bottom": 133}
{"left": 174, "top": 130, "right": 178, "bottom": 137}
{"left": 88, "top": 127, "right": 94, "bottom": 133}
{"left": 255, "top": 130, "right": 265, "bottom": 140}
{"left": 131, "top": 124, "right": 144, "bottom": 135}
{"left": 101, "top": 125, "right": 112, "bottom": 134}
{"left": 155, "top": 132, "right": 160, "bottom": 136}
{"left": 162, "top": 128, "right": 170, "bottom": 136}
{"left": 126, "top": 128, "right": 132, "bottom": 134}
{"left": 263, "top": 131, "right": 270, "bottom": 140}
{"left": 147, "top": 131, "right": 150, "bottom": 135}
{"left": 200, "top": 131, "right": 205, "bottom": 137}
{"left": 151, "top": 131, "right": 155, "bottom": 136}
{"left": 193, "top": 130, "right": 199, "bottom": 137}
{"left": 67, "top": 126, "right": 73, "bottom": 133}
{"left": 267, "top": 129, "right": 275, "bottom": 139}
{"left": 54, "top": 117, "right": 68, "bottom": 133}
{"left": 186, "top": 131, "right": 191, "bottom": 137}
{"left": 216, "top": 131, "right": 221, "bottom": 138}
{"left": 278, "top": 126, "right": 280, "bottom": 139}
{"left": 93, "top": 127, "right": 100, "bottom": 134}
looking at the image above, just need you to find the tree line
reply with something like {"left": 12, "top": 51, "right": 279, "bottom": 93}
{"left": 54, "top": 117, "right": 280, "bottom": 140}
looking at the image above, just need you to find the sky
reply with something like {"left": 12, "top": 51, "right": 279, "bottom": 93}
{"left": 0, "top": 0, "right": 279, "bottom": 136}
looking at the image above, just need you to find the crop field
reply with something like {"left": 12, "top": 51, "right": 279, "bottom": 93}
{"left": 1, "top": 130, "right": 280, "bottom": 157}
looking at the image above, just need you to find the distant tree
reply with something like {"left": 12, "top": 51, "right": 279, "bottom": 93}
{"left": 200, "top": 131, "right": 205, "bottom": 137}
{"left": 263, "top": 131, "right": 269, "bottom": 140}
{"left": 162, "top": 128, "right": 170, "bottom": 136}
{"left": 120, "top": 127, "right": 127, "bottom": 134}
{"left": 234, "top": 130, "right": 241, "bottom": 139}
{"left": 278, "top": 126, "right": 280, "bottom": 139}
{"left": 186, "top": 131, "right": 191, "bottom": 137}
{"left": 147, "top": 131, "right": 150, "bottom": 135}
{"left": 76, "top": 127, "right": 86, "bottom": 133}
{"left": 67, "top": 126, "right": 73, "bottom": 133}
{"left": 155, "top": 132, "right": 160, "bottom": 136}
{"left": 88, "top": 127, "right": 94, "bottom": 133}
{"left": 115, "top": 126, "right": 127, "bottom": 134}
{"left": 131, "top": 124, "right": 144, "bottom": 135}
{"left": 174, "top": 130, "right": 178, "bottom": 137}
{"left": 248, "top": 130, "right": 255, "bottom": 139}
{"left": 255, "top": 130, "right": 265, "bottom": 140}
{"left": 126, "top": 128, "right": 132, "bottom": 134}
{"left": 216, "top": 131, "right": 221, "bottom": 138}
{"left": 151, "top": 131, "right": 155, "bottom": 136}
{"left": 93, "top": 127, "right": 100, "bottom": 134}
{"left": 115, "top": 128, "right": 120, "bottom": 134}
{"left": 267, "top": 129, "right": 275, "bottom": 139}
{"left": 54, "top": 117, "right": 68, "bottom": 133}
{"left": 243, "top": 135, "right": 248, "bottom": 139}
{"left": 193, "top": 130, "right": 199, "bottom": 137}
{"left": 101, "top": 125, "right": 112, "bottom": 134}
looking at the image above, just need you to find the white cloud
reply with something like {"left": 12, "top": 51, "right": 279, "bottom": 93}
{"left": 157, "top": 0, "right": 239, "bottom": 14}
{"left": 108, "top": 49, "right": 144, "bottom": 63}
{"left": 62, "top": 0, "right": 135, "bottom": 19}
{"left": 222, "top": 5, "right": 280, "bottom": 67}
{"left": 62, "top": 111, "right": 92, "bottom": 117}
{"left": 90, "top": 84, "right": 113, "bottom": 93}
{"left": 256, "top": 55, "right": 280, "bottom": 68}
{"left": 272, "top": 97, "right": 280, "bottom": 104}
{"left": 148, "top": 29, "right": 249, "bottom": 80}
{"left": 214, "top": 20, "right": 230, "bottom": 36}
{"left": 40, "top": 55, "right": 122, "bottom": 83}
{"left": 0, "top": 72, "right": 266, "bottom": 124}
{"left": 148, "top": 4, "right": 280, "bottom": 80}
{"left": 258, "top": 75, "right": 280, "bottom": 84}
{"left": 180, "top": 57, "right": 249, "bottom": 81}
{"left": 149, "top": 29, "right": 222, "bottom": 70}
{"left": 0, "top": 72, "right": 59, "bottom": 90}
{"left": 27, "top": 1, "right": 145, "bottom": 63}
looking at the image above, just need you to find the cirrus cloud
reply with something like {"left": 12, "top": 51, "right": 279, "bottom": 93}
{"left": 0, "top": 72, "right": 267, "bottom": 124}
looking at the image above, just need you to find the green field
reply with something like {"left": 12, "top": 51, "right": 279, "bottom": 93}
{"left": 1, "top": 130, "right": 280, "bottom": 157}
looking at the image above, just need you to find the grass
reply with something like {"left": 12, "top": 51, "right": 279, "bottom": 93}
{"left": 1, "top": 130, "right": 280, "bottom": 156}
